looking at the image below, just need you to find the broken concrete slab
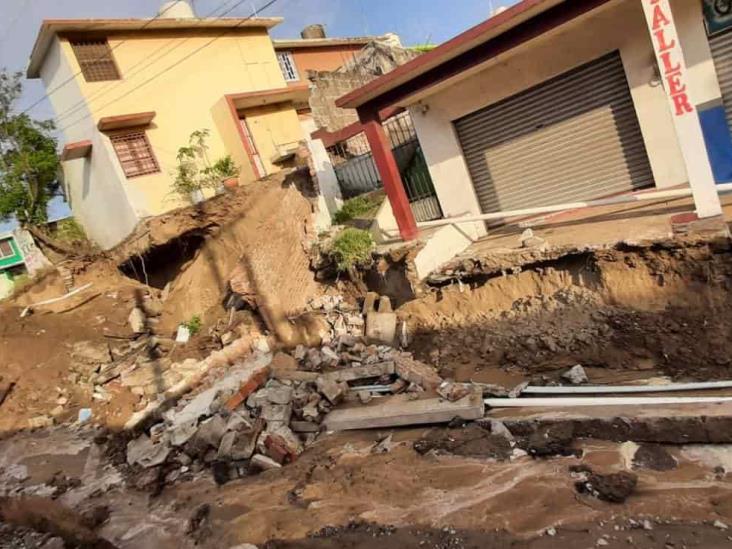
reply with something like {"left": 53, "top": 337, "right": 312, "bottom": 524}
{"left": 127, "top": 434, "right": 171, "bottom": 468}
{"left": 128, "top": 307, "right": 146, "bottom": 333}
{"left": 394, "top": 356, "right": 442, "bottom": 391}
{"left": 320, "top": 362, "right": 395, "bottom": 384}
{"left": 260, "top": 403, "right": 292, "bottom": 424}
{"left": 316, "top": 377, "right": 348, "bottom": 405}
{"left": 562, "top": 364, "right": 589, "bottom": 385}
{"left": 324, "top": 390, "right": 485, "bottom": 431}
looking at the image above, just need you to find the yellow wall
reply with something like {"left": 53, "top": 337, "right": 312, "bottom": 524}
{"left": 51, "top": 27, "right": 304, "bottom": 223}
{"left": 242, "top": 103, "right": 305, "bottom": 175}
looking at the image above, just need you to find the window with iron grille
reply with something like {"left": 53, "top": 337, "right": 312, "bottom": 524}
{"left": 0, "top": 240, "right": 14, "bottom": 259}
{"left": 70, "top": 38, "right": 121, "bottom": 82}
{"left": 277, "top": 51, "right": 299, "bottom": 82}
{"left": 110, "top": 130, "right": 160, "bottom": 179}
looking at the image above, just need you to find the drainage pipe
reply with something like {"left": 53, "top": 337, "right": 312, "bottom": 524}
{"left": 484, "top": 396, "right": 732, "bottom": 408}
{"left": 523, "top": 381, "right": 732, "bottom": 395}
{"left": 417, "top": 183, "right": 732, "bottom": 229}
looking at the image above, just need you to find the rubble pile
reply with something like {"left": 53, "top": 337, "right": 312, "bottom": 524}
{"left": 123, "top": 294, "right": 444, "bottom": 487}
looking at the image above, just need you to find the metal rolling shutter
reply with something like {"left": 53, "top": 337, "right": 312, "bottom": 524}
{"left": 454, "top": 52, "right": 654, "bottom": 214}
{"left": 709, "top": 29, "right": 732, "bottom": 129}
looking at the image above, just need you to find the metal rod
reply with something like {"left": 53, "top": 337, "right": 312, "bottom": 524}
{"left": 417, "top": 183, "right": 732, "bottom": 228}
{"left": 484, "top": 396, "right": 732, "bottom": 408}
{"left": 523, "top": 381, "right": 732, "bottom": 395}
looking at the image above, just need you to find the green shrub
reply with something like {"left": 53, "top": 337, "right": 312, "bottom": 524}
{"left": 183, "top": 314, "right": 202, "bottom": 336}
{"left": 332, "top": 194, "right": 383, "bottom": 224}
{"left": 330, "top": 228, "right": 374, "bottom": 272}
{"left": 54, "top": 218, "right": 86, "bottom": 242}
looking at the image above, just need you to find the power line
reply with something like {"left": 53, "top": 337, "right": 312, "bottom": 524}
{"left": 57, "top": 0, "right": 281, "bottom": 134}
{"left": 54, "top": 0, "right": 243, "bottom": 124}
{"left": 20, "top": 0, "right": 183, "bottom": 116}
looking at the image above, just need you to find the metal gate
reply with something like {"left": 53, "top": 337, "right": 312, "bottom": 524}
{"left": 454, "top": 52, "right": 655, "bottom": 214}
{"left": 326, "top": 111, "right": 442, "bottom": 222}
{"left": 709, "top": 27, "right": 732, "bottom": 129}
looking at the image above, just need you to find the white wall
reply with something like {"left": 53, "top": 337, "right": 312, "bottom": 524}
{"left": 409, "top": 0, "right": 723, "bottom": 222}
{"left": 42, "top": 39, "right": 140, "bottom": 250}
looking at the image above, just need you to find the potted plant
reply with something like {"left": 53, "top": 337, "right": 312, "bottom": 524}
{"left": 213, "top": 155, "right": 240, "bottom": 190}
{"left": 171, "top": 129, "right": 220, "bottom": 203}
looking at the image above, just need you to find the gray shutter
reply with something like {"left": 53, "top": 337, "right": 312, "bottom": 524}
{"left": 709, "top": 29, "right": 732, "bottom": 129}
{"left": 454, "top": 52, "right": 654, "bottom": 214}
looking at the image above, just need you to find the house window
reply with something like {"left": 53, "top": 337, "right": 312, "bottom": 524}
{"left": 110, "top": 129, "right": 160, "bottom": 178}
{"left": 0, "top": 240, "right": 14, "bottom": 259}
{"left": 70, "top": 38, "right": 121, "bottom": 82}
{"left": 277, "top": 51, "right": 299, "bottom": 82}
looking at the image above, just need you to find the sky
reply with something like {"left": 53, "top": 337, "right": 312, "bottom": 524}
{"left": 0, "top": 0, "right": 517, "bottom": 230}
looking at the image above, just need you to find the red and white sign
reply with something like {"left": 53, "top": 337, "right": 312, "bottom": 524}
{"left": 642, "top": 0, "right": 723, "bottom": 218}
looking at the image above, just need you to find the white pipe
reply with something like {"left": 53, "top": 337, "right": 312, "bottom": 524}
{"left": 484, "top": 396, "right": 732, "bottom": 408}
{"left": 523, "top": 381, "right": 732, "bottom": 395}
{"left": 417, "top": 183, "right": 732, "bottom": 229}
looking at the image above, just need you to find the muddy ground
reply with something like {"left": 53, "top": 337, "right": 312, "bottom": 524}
{"left": 5, "top": 193, "right": 732, "bottom": 547}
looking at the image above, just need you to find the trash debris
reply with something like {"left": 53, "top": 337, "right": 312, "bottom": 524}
{"left": 176, "top": 325, "right": 191, "bottom": 343}
{"left": 77, "top": 408, "right": 92, "bottom": 424}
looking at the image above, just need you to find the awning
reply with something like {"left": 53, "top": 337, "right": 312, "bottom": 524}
{"left": 227, "top": 84, "right": 310, "bottom": 112}
{"left": 97, "top": 111, "right": 156, "bottom": 132}
{"left": 60, "top": 140, "right": 92, "bottom": 161}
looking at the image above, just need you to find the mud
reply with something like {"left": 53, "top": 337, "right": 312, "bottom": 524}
{"left": 412, "top": 424, "right": 512, "bottom": 459}
{"left": 264, "top": 521, "right": 732, "bottom": 548}
{"left": 572, "top": 465, "right": 638, "bottom": 503}
{"left": 632, "top": 443, "right": 678, "bottom": 472}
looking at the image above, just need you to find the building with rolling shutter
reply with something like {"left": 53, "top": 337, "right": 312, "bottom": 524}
{"left": 337, "top": 0, "right": 732, "bottom": 242}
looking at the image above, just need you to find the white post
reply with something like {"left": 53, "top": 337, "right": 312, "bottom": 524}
{"left": 641, "top": 0, "right": 723, "bottom": 218}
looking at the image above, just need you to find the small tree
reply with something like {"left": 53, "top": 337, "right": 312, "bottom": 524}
{"left": 0, "top": 69, "right": 60, "bottom": 226}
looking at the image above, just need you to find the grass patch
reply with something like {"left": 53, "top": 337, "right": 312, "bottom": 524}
{"left": 54, "top": 218, "right": 87, "bottom": 243}
{"left": 182, "top": 314, "right": 202, "bottom": 336}
{"left": 332, "top": 194, "right": 383, "bottom": 224}
{"left": 330, "top": 228, "right": 374, "bottom": 272}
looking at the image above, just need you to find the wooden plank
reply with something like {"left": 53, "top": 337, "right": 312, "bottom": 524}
{"left": 324, "top": 391, "right": 484, "bottom": 431}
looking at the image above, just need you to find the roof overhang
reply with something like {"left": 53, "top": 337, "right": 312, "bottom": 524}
{"left": 60, "top": 140, "right": 93, "bottom": 161}
{"left": 227, "top": 84, "right": 310, "bottom": 111}
{"left": 98, "top": 111, "right": 156, "bottom": 132}
{"left": 273, "top": 37, "right": 372, "bottom": 50}
{"left": 27, "top": 17, "right": 283, "bottom": 78}
{"left": 337, "top": 0, "right": 612, "bottom": 111}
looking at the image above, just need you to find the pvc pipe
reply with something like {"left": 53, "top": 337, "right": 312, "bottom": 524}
{"left": 417, "top": 183, "right": 732, "bottom": 229}
{"left": 523, "top": 381, "right": 732, "bottom": 395}
{"left": 484, "top": 396, "right": 732, "bottom": 408}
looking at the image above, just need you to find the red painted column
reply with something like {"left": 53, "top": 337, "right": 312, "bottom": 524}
{"left": 360, "top": 111, "right": 418, "bottom": 241}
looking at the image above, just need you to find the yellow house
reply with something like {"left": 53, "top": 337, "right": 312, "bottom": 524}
{"left": 26, "top": 0, "right": 309, "bottom": 249}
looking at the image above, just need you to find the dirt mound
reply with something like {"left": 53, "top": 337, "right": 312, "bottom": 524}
{"left": 413, "top": 424, "right": 512, "bottom": 459}
{"left": 402, "top": 240, "right": 732, "bottom": 384}
{"left": 572, "top": 465, "right": 638, "bottom": 503}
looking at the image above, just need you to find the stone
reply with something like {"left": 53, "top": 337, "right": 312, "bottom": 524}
{"left": 128, "top": 307, "right": 147, "bottom": 333}
{"left": 220, "top": 332, "right": 236, "bottom": 346}
{"left": 437, "top": 381, "right": 472, "bottom": 402}
{"left": 250, "top": 454, "right": 282, "bottom": 472}
{"left": 305, "top": 348, "right": 323, "bottom": 369}
{"left": 126, "top": 434, "right": 171, "bottom": 468}
{"left": 261, "top": 403, "right": 292, "bottom": 424}
{"left": 77, "top": 408, "right": 92, "bottom": 424}
{"left": 490, "top": 420, "right": 515, "bottom": 443}
{"left": 362, "top": 292, "right": 379, "bottom": 315}
{"left": 246, "top": 389, "right": 272, "bottom": 409}
{"left": 394, "top": 356, "right": 443, "bottom": 391}
{"left": 562, "top": 364, "right": 588, "bottom": 385}
{"left": 316, "top": 377, "right": 348, "bottom": 405}
{"left": 365, "top": 310, "right": 397, "bottom": 346}
{"left": 50, "top": 405, "right": 65, "bottom": 418}
{"left": 321, "top": 346, "right": 340, "bottom": 365}
{"left": 293, "top": 346, "right": 307, "bottom": 361}
{"left": 266, "top": 383, "right": 293, "bottom": 405}
{"left": 170, "top": 419, "right": 199, "bottom": 447}
{"left": 714, "top": 520, "right": 729, "bottom": 530}
{"left": 260, "top": 425, "right": 303, "bottom": 464}
{"left": 302, "top": 401, "right": 320, "bottom": 422}
{"left": 194, "top": 416, "right": 227, "bottom": 449}
{"left": 357, "top": 391, "right": 373, "bottom": 404}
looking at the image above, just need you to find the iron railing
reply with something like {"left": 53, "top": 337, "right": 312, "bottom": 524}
{"left": 326, "top": 111, "right": 443, "bottom": 222}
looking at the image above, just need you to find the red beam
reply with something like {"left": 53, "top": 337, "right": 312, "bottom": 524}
{"left": 310, "top": 106, "right": 405, "bottom": 147}
{"left": 361, "top": 112, "right": 417, "bottom": 241}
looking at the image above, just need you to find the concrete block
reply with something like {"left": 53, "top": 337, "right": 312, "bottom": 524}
{"left": 394, "top": 356, "right": 442, "bottom": 391}
{"left": 321, "top": 362, "right": 395, "bottom": 383}
{"left": 324, "top": 391, "right": 485, "bottom": 431}
{"left": 316, "top": 377, "right": 348, "bottom": 404}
